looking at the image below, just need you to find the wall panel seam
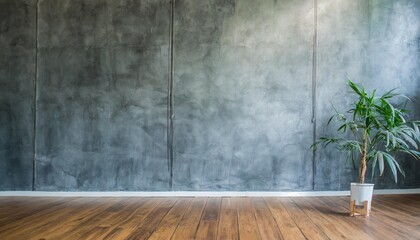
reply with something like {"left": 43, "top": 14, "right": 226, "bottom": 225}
{"left": 32, "top": 0, "right": 40, "bottom": 191}
{"left": 168, "top": 0, "right": 175, "bottom": 190}
{"left": 311, "top": 0, "right": 318, "bottom": 191}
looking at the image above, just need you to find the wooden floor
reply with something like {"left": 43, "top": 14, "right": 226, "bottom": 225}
{"left": 0, "top": 195, "right": 419, "bottom": 239}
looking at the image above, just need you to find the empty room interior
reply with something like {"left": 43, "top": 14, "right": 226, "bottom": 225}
{"left": 1, "top": 0, "right": 420, "bottom": 239}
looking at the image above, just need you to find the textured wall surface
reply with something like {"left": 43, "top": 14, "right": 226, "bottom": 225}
{"left": 173, "top": 0, "right": 314, "bottom": 190}
{"left": 0, "top": 0, "right": 419, "bottom": 191}
{"left": 315, "top": 0, "right": 420, "bottom": 190}
{"left": 35, "top": 0, "right": 170, "bottom": 190}
{"left": 0, "top": 0, "right": 36, "bottom": 190}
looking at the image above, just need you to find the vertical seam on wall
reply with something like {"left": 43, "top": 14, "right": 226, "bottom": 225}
{"left": 32, "top": 0, "right": 39, "bottom": 191}
{"left": 311, "top": 0, "right": 318, "bottom": 191}
{"left": 168, "top": 0, "right": 175, "bottom": 190}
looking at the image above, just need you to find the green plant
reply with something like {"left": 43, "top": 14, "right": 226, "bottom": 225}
{"left": 312, "top": 80, "right": 420, "bottom": 184}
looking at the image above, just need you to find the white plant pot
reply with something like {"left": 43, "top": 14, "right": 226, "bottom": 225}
{"left": 350, "top": 183, "right": 374, "bottom": 210}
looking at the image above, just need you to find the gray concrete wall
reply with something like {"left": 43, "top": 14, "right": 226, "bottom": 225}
{"left": 173, "top": 0, "right": 314, "bottom": 190}
{"left": 0, "top": 0, "right": 36, "bottom": 190}
{"left": 315, "top": 0, "right": 420, "bottom": 190}
{"left": 35, "top": 0, "right": 170, "bottom": 191}
{"left": 0, "top": 0, "right": 419, "bottom": 191}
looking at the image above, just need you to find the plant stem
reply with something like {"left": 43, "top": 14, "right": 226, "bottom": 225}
{"left": 359, "top": 130, "right": 367, "bottom": 183}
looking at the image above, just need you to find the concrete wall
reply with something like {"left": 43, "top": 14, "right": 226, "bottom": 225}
{"left": 173, "top": 0, "right": 314, "bottom": 190}
{"left": 315, "top": 0, "right": 420, "bottom": 190}
{"left": 35, "top": 0, "right": 170, "bottom": 191}
{"left": 0, "top": 0, "right": 36, "bottom": 190}
{"left": 0, "top": 0, "right": 419, "bottom": 191}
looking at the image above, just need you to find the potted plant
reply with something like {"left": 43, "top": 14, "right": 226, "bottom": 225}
{"left": 312, "top": 80, "right": 420, "bottom": 215}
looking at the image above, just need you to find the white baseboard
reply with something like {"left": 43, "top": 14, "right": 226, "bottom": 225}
{"left": 0, "top": 189, "right": 419, "bottom": 197}
{"left": 372, "top": 189, "right": 420, "bottom": 195}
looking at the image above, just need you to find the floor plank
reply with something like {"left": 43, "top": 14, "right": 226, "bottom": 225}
{"left": 237, "top": 197, "right": 262, "bottom": 240}
{"left": 101, "top": 198, "right": 165, "bottom": 239}
{"left": 148, "top": 198, "right": 192, "bottom": 240}
{"left": 251, "top": 198, "right": 283, "bottom": 240}
{"left": 195, "top": 197, "right": 222, "bottom": 240}
{"left": 10, "top": 197, "right": 105, "bottom": 239}
{"left": 264, "top": 197, "right": 306, "bottom": 240}
{"left": 41, "top": 197, "right": 133, "bottom": 240}
{"left": 291, "top": 197, "right": 349, "bottom": 240}
{"left": 217, "top": 197, "right": 239, "bottom": 240}
{"left": 0, "top": 195, "right": 419, "bottom": 240}
{"left": 126, "top": 198, "right": 177, "bottom": 240}
{"left": 61, "top": 198, "right": 138, "bottom": 240}
{"left": 0, "top": 197, "right": 74, "bottom": 228}
{"left": 277, "top": 198, "right": 329, "bottom": 240}
{"left": 0, "top": 197, "right": 84, "bottom": 237}
{"left": 171, "top": 197, "right": 207, "bottom": 239}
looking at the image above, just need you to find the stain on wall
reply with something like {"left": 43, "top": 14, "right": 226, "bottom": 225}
{"left": 0, "top": 0, "right": 419, "bottom": 191}
{"left": 0, "top": 0, "right": 36, "bottom": 190}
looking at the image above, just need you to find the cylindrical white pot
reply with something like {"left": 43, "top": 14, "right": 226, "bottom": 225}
{"left": 350, "top": 183, "right": 374, "bottom": 210}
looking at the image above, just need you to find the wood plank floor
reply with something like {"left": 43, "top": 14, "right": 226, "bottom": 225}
{"left": 0, "top": 195, "right": 419, "bottom": 239}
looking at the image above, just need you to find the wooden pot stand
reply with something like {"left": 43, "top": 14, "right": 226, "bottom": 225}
{"left": 349, "top": 200, "right": 370, "bottom": 217}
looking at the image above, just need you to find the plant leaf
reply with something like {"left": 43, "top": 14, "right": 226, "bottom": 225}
{"left": 327, "top": 115, "right": 335, "bottom": 125}
{"left": 401, "top": 149, "right": 420, "bottom": 160}
{"left": 378, "top": 152, "right": 384, "bottom": 175}
{"left": 348, "top": 80, "right": 363, "bottom": 96}
{"left": 413, "top": 122, "right": 420, "bottom": 139}
{"left": 382, "top": 88, "right": 399, "bottom": 99}
{"left": 381, "top": 98, "right": 395, "bottom": 124}
{"left": 337, "top": 123, "right": 347, "bottom": 132}
{"left": 395, "top": 137, "right": 410, "bottom": 149}
{"left": 383, "top": 153, "right": 397, "bottom": 182}
{"left": 371, "top": 151, "right": 378, "bottom": 180}
{"left": 400, "top": 131, "right": 418, "bottom": 149}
